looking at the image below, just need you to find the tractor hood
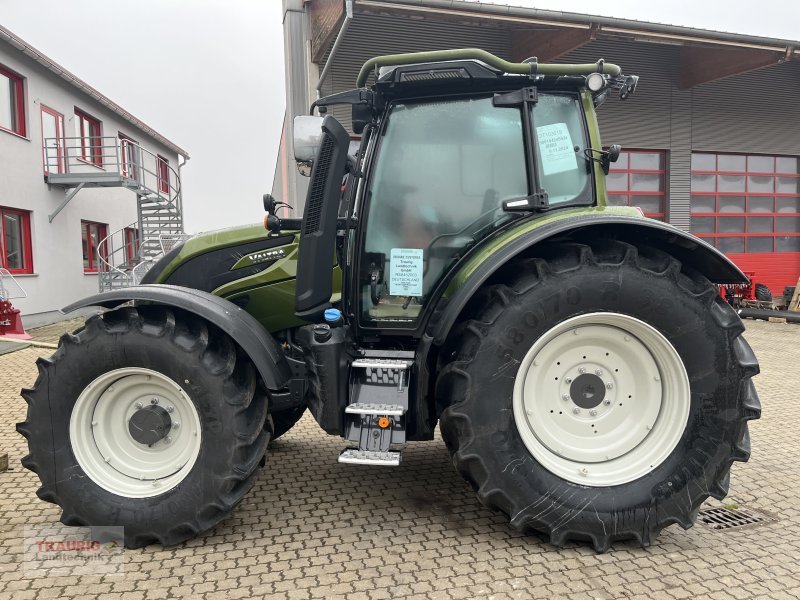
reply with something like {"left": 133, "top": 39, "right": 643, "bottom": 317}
{"left": 141, "top": 223, "right": 301, "bottom": 294}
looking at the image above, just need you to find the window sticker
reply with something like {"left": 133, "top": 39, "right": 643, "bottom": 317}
{"left": 389, "top": 248, "right": 424, "bottom": 296}
{"left": 536, "top": 123, "right": 578, "bottom": 176}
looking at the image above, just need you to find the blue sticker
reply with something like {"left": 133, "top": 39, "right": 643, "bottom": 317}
{"left": 389, "top": 248, "right": 424, "bottom": 296}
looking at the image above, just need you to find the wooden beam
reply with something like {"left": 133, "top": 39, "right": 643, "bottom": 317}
{"left": 679, "top": 45, "right": 792, "bottom": 89}
{"left": 309, "top": 0, "right": 345, "bottom": 64}
{"left": 511, "top": 26, "right": 597, "bottom": 63}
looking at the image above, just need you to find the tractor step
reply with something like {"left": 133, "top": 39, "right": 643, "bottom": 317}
{"left": 351, "top": 358, "right": 413, "bottom": 370}
{"left": 342, "top": 350, "right": 414, "bottom": 461}
{"left": 345, "top": 403, "right": 406, "bottom": 416}
{"left": 338, "top": 448, "right": 402, "bottom": 466}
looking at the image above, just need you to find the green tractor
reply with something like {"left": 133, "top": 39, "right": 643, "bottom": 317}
{"left": 18, "top": 49, "right": 760, "bottom": 551}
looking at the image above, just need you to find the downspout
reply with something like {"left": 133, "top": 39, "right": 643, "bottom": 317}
{"left": 315, "top": 0, "right": 354, "bottom": 98}
{"left": 177, "top": 154, "right": 190, "bottom": 232}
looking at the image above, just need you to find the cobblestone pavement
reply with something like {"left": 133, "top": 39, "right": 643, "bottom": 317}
{"left": 26, "top": 317, "right": 85, "bottom": 345}
{"left": 0, "top": 320, "right": 798, "bottom": 599}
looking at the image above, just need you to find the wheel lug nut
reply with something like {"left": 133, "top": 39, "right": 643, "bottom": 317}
{"left": 565, "top": 377, "right": 573, "bottom": 384}
{"left": 562, "top": 394, "right": 570, "bottom": 401}
{"left": 166, "top": 405, "right": 174, "bottom": 413}
{"left": 595, "top": 369, "right": 603, "bottom": 376}
{"left": 578, "top": 367, "right": 586, "bottom": 374}
{"left": 606, "top": 382, "right": 613, "bottom": 390}
{"left": 590, "top": 410, "right": 597, "bottom": 417}
{"left": 164, "top": 436, "right": 172, "bottom": 443}
{"left": 572, "top": 408, "right": 580, "bottom": 415}
{"left": 173, "top": 422, "right": 180, "bottom": 429}
{"left": 135, "top": 402, "right": 143, "bottom": 409}
{"left": 603, "top": 399, "right": 611, "bottom": 406}
{"left": 151, "top": 397, "right": 159, "bottom": 405}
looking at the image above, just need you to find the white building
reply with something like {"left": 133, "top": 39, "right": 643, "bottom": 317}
{"left": 0, "top": 24, "right": 189, "bottom": 327}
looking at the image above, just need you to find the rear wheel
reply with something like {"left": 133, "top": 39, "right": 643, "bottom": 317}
{"left": 437, "top": 240, "right": 760, "bottom": 551}
{"left": 17, "top": 306, "right": 269, "bottom": 548}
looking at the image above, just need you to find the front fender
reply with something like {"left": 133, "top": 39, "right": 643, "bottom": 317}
{"left": 429, "top": 210, "right": 747, "bottom": 344}
{"left": 62, "top": 284, "right": 292, "bottom": 390}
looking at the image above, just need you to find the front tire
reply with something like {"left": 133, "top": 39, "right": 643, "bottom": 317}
{"left": 17, "top": 306, "right": 269, "bottom": 548}
{"left": 437, "top": 240, "right": 760, "bottom": 551}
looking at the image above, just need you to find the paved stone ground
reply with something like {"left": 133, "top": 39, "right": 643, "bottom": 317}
{"left": 0, "top": 319, "right": 798, "bottom": 599}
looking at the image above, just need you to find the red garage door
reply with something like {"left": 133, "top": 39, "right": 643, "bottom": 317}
{"left": 690, "top": 152, "right": 800, "bottom": 297}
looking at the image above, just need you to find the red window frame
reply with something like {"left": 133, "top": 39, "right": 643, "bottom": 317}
{"left": 690, "top": 152, "right": 800, "bottom": 254}
{"left": 0, "top": 63, "right": 26, "bottom": 137}
{"left": 123, "top": 227, "right": 140, "bottom": 264}
{"left": 119, "top": 132, "right": 139, "bottom": 180}
{"left": 605, "top": 149, "right": 667, "bottom": 221}
{"left": 40, "top": 105, "right": 65, "bottom": 175}
{"left": 0, "top": 206, "right": 33, "bottom": 274}
{"left": 75, "top": 109, "right": 102, "bottom": 166}
{"left": 81, "top": 220, "right": 108, "bottom": 273}
{"left": 157, "top": 155, "right": 170, "bottom": 194}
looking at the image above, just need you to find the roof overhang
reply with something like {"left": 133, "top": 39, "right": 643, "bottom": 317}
{"left": 0, "top": 24, "right": 190, "bottom": 158}
{"left": 312, "top": 0, "right": 797, "bottom": 89}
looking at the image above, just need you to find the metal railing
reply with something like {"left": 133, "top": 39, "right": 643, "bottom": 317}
{"left": 45, "top": 136, "right": 185, "bottom": 291}
{"left": 0, "top": 268, "right": 27, "bottom": 300}
{"left": 45, "top": 136, "right": 182, "bottom": 209}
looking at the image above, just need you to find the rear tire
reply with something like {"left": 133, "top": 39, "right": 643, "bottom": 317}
{"left": 17, "top": 306, "right": 269, "bottom": 548}
{"left": 437, "top": 240, "right": 760, "bottom": 551}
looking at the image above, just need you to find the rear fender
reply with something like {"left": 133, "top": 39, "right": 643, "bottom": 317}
{"left": 62, "top": 285, "right": 292, "bottom": 390}
{"left": 429, "top": 213, "right": 747, "bottom": 345}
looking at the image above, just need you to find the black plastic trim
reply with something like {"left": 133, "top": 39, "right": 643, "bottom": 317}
{"left": 295, "top": 115, "right": 351, "bottom": 321}
{"left": 429, "top": 215, "right": 748, "bottom": 344}
{"left": 62, "top": 285, "right": 292, "bottom": 390}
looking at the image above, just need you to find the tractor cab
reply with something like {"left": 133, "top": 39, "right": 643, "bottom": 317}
{"left": 269, "top": 49, "right": 641, "bottom": 464}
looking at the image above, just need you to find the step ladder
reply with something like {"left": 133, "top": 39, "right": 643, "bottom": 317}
{"left": 338, "top": 354, "right": 413, "bottom": 466}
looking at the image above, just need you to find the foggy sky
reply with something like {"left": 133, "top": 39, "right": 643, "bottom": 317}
{"left": 2, "top": 0, "right": 797, "bottom": 233}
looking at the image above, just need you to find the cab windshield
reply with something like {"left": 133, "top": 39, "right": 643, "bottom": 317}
{"left": 360, "top": 93, "right": 591, "bottom": 325}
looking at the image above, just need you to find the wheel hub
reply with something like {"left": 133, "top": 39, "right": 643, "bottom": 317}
{"left": 569, "top": 373, "right": 606, "bottom": 409}
{"left": 512, "top": 312, "right": 690, "bottom": 486}
{"left": 69, "top": 367, "right": 202, "bottom": 498}
{"left": 128, "top": 404, "right": 172, "bottom": 445}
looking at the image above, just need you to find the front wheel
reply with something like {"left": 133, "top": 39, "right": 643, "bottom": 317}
{"left": 437, "top": 240, "right": 761, "bottom": 551}
{"left": 17, "top": 306, "right": 269, "bottom": 548}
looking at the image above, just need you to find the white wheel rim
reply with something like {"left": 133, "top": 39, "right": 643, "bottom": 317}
{"left": 512, "top": 312, "right": 690, "bottom": 486}
{"left": 69, "top": 367, "right": 202, "bottom": 498}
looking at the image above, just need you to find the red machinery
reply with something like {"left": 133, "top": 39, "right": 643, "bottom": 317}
{"left": 0, "top": 268, "right": 31, "bottom": 340}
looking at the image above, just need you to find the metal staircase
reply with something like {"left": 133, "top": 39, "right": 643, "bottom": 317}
{"left": 44, "top": 136, "right": 187, "bottom": 291}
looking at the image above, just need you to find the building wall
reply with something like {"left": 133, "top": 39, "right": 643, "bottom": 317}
{"left": 0, "top": 43, "right": 180, "bottom": 327}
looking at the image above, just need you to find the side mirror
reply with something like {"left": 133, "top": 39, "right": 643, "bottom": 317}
{"left": 601, "top": 144, "right": 622, "bottom": 175}
{"left": 293, "top": 115, "right": 325, "bottom": 162}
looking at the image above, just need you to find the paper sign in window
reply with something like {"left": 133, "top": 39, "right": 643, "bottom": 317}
{"left": 389, "top": 248, "right": 423, "bottom": 296}
{"left": 536, "top": 123, "right": 578, "bottom": 176}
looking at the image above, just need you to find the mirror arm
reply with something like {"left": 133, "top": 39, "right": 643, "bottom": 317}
{"left": 583, "top": 145, "right": 621, "bottom": 175}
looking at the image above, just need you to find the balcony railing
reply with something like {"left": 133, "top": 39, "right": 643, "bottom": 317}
{"left": 44, "top": 136, "right": 181, "bottom": 209}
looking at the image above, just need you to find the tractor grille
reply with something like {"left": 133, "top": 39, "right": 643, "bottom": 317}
{"left": 303, "top": 134, "right": 334, "bottom": 235}
{"left": 698, "top": 506, "right": 765, "bottom": 530}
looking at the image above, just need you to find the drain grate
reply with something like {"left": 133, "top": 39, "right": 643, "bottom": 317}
{"left": 699, "top": 506, "right": 765, "bottom": 530}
